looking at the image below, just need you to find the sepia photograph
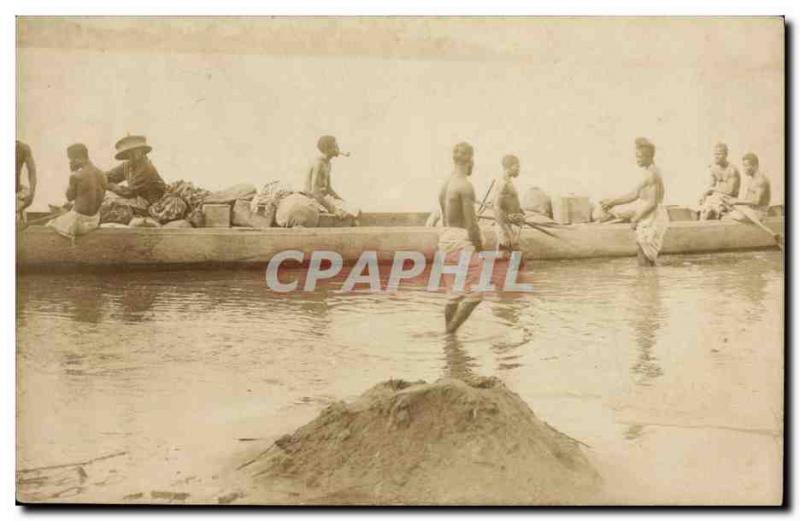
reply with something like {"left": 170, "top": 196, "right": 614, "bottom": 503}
{"left": 14, "top": 15, "right": 785, "bottom": 506}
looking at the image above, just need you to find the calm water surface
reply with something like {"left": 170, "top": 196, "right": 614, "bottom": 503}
{"left": 16, "top": 251, "right": 784, "bottom": 504}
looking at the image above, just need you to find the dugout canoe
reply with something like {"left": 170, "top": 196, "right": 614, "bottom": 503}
{"left": 16, "top": 211, "right": 784, "bottom": 271}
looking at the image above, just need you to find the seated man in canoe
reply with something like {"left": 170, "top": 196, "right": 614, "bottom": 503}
{"left": 493, "top": 154, "right": 526, "bottom": 258}
{"left": 698, "top": 142, "right": 740, "bottom": 220}
{"left": 600, "top": 138, "right": 668, "bottom": 267}
{"left": 47, "top": 144, "right": 107, "bottom": 241}
{"left": 438, "top": 142, "right": 484, "bottom": 333}
{"left": 16, "top": 140, "right": 37, "bottom": 227}
{"left": 722, "top": 152, "right": 771, "bottom": 222}
{"left": 304, "top": 135, "right": 361, "bottom": 224}
{"left": 105, "top": 135, "right": 166, "bottom": 207}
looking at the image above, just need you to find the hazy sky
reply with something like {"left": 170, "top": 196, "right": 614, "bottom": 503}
{"left": 17, "top": 17, "right": 784, "bottom": 211}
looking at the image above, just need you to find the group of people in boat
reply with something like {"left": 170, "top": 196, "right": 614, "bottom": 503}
{"left": 696, "top": 142, "right": 772, "bottom": 222}
{"left": 433, "top": 137, "right": 774, "bottom": 332}
{"left": 16, "top": 133, "right": 773, "bottom": 247}
{"left": 16, "top": 135, "right": 170, "bottom": 236}
{"left": 16, "top": 133, "right": 776, "bottom": 333}
{"left": 15, "top": 133, "right": 362, "bottom": 238}
{"left": 433, "top": 138, "right": 667, "bottom": 332}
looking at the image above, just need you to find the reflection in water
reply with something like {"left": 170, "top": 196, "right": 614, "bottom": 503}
{"left": 70, "top": 284, "right": 107, "bottom": 324}
{"left": 15, "top": 251, "right": 784, "bottom": 503}
{"left": 117, "top": 286, "right": 158, "bottom": 323}
{"left": 489, "top": 296, "right": 533, "bottom": 372}
{"left": 629, "top": 269, "right": 664, "bottom": 387}
{"left": 442, "top": 333, "right": 477, "bottom": 381}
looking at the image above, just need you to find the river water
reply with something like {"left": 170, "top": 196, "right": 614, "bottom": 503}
{"left": 16, "top": 250, "right": 784, "bottom": 504}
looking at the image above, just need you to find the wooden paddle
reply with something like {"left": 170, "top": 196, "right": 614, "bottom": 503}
{"left": 732, "top": 204, "right": 784, "bottom": 250}
{"left": 478, "top": 214, "right": 561, "bottom": 239}
{"left": 23, "top": 208, "right": 68, "bottom": 227}
{"left": 476, "top": 179, "right": 495, "bottom": 215}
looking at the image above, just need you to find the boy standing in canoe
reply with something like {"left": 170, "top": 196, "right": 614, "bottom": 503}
{"left": 493, "top": 154, "right": 526, "bottom": 259}
{"left": 600, "top": 138, "right": 668, "bottom": 267}
{"left": 47, "top": 144, "right": 107, "bottom": 241}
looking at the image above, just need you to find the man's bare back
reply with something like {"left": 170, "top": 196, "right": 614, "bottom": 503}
{"left": 438, "top": 141, "right": 483, "bottom": 334}
{"left": 439, "top": 175, "right": 481, "bottom": 249}
{"left": 437, "top": 142, "right": 481, "bottom": 248}
{"left": 306, "top": 157, "right": 333, "bottom": 198}
{"left": 68, "top": 162, "right": 107, "bottom": 216}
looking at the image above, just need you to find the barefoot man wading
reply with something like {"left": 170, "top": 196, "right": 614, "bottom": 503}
{"left": 438, "top": 142, "right": 484, "bottom": 333}
{"left": 600, "top": 138, "right": 668, "bottom": 267}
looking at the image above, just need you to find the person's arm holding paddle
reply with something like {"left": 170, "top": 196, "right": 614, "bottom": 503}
{"left": 721, "top": 154, "right": 781, "bottom": 249}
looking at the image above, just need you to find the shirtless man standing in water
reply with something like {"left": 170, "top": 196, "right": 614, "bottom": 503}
{"left": 438, "top": 142, "right": 484, "bottom": 333}
{"left": 600, "top": 138, "right": 668, "bottom": 267}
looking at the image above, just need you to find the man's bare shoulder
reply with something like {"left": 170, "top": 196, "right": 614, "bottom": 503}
{"left": 311, "top": 155, "right": 329, "bottom": 168}
{"left": 446, "top": 176, "right": 475, "bottom": 197}
{"left": 496, "top": 176, "right": 514, "bottom": 192}
{"left": 642, "top": 165, "right": 661, "bottom": 184}
{"left": 76, "top": 163, "right": 103, "bottom": 179}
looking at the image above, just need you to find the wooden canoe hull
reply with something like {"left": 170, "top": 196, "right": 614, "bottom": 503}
{"left": 16, "top": 218, "right": 783, "bottom": 271}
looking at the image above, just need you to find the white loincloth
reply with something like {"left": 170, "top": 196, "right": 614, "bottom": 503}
{"left": 438, "top": 227, "right": 485, "bottom": 302}
{"left": 438, "top": 227, "right": 478, "bottom": 254}
{"left": 47, "top": 210, "right": 100, "bottom": 239}
{"left": 699, "top": 192, "right": 733, "bottom": 219}
{"left": 634, "top": 205, "right": 669, "bottom": 262}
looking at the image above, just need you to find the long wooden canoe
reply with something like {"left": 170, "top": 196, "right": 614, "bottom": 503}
{"left": 16, "top": 211, "right": 784, "bottom": 271}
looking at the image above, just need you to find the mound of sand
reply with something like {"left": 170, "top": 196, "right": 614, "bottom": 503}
{"left": 238, "top": 377, "right": 601, "bottom": 505}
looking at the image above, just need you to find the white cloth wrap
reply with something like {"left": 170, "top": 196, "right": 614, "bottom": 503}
{"left": 635, "top": 205, "right": 669, "bottom": 262}
{"left": 47, "top": 210, "right": 101, "bottom": 239}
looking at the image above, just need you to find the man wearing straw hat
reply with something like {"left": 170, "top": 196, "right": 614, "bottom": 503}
{"left": 106, "top": 135, "right": 166, "bottom": 205}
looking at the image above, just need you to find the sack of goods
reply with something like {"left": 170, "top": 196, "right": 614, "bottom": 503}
{"left": 203, "top": 183, "right": 257, "bottom": 205}
{"left": 275, "top": 193, "right": 321, "bottom": 228}
{"left": 521, "top": 187, "right": 553, "bottom": 218}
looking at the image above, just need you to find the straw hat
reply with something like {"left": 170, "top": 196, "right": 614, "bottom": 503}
{"left": 114, "top": 135, "right": 152, "bottom": 160}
